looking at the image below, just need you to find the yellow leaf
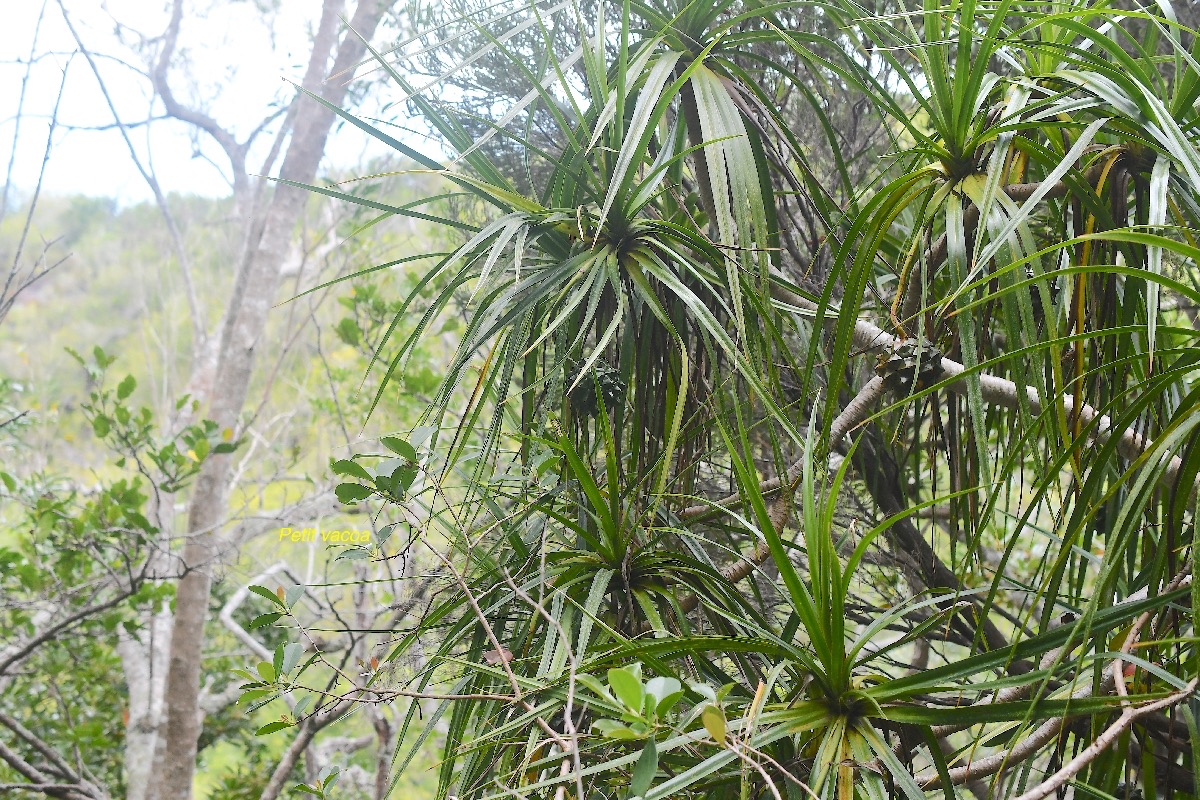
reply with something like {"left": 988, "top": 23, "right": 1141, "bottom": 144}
{"left": 222, "top": 428, "right": 234, "bottom": 441}
{"left": 187, "top": 449, "right": 199, "bottom": 461}
{"left": 701, "top": 704, "right": 726, "bottom": 742}
{"left": 745, "top": 681, "right": 766, "bottom": 735}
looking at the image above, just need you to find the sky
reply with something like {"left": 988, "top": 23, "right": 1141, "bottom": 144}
{"left": 0, "top": 0, "right": 409, "bottom": 206}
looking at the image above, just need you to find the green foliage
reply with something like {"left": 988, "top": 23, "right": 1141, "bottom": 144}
{"left": 294, "top": 765, "right": 344, "bottom": 800}
{"left": 0, "top": 124, "right": 451, "bottom": 794}
{"left": 297, "top": 0, "right": 1200, "bottom": 796}
{"left": 330, "top": 435, "right": 420, "bottom": 506}
{"left": 67, "top": 346, "right": 240, "bottom": 491}
{"left": 205, "top": 749, "right": 307, "bottom": 800}
{"left": 0, "top": 349, "right": 255, "bottom": 790}
{"left": 281, "top": 0, "right": 1200, "bottom": 795}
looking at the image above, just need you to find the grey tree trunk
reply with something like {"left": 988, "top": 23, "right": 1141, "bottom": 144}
{"left": 118, "top": 606, "right": 172, "bottom": 800}
{"left": 150, "top": 3, "right": 388, "bottom": 798}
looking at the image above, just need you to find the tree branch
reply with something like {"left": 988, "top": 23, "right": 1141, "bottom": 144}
{"left": 0, "top": 738, "right": 99, "bottom": 800}
{"left": 1008, "top": 599, "right": 1197, "bottom": 800}
{"left": 56, "top": 1, "right": 207, "bottom": 355}
{"left": 258, "top": 700, "right": 352, "bottom": 800}
{"left": 0, "top": 713, "right": 85, "bottom": 789}
{"left": 792, "top": 289, "right": 1196, "bottom": 492}
{"left": 150, "top": 0, "right": 248, "bottom": 197}
{"left": 0, "top": 0, "right": 48, "bottom": 222}
{"left": 676, "top": 378, "right": 887, "bottom": 614}
{"left": 0, "top": 586, "right": 140, "bottom": 677}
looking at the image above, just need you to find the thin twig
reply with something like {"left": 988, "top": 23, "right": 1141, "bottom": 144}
{"left": 1011, "top": 680, "right": 1198, "bottom": 800}
{"left": 501, "top": 570, "right": 586, "bottom": 800}
{"left": 57, "top": 0, "right": 207, "bottom": 355}
{"left": 0, "top": 0, "right": 48, "bottom": 222}
{"left": 2, "top": 48, "right": 70, "bottom": 322}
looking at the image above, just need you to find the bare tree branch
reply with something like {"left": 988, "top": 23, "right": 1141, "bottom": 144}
{"left": 0, "top": 0, "right": 49, "bottom": 221}
{"left": 149, "top": 0, "right": 248, "bottom": 199}
{"left": 0, "top": 737, "right": 101, "bottom": 800}
{"left": 0, "top": 712, "right": 86, "bottom": 789}
{"left": 0, "top": 584, "right": 142, "bottom": 677}
{"left": 1, "top": 42, "right": 70, "bottom": 327}
{"left": 56, "top": 1, "right": 206, "bottom": 357}
{"left": 154, "top": 4, "right": 392, "bottom": 797}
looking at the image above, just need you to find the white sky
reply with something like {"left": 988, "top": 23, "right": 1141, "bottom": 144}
{"left": 0, "top": 0, "right": 413, "bottom": 205}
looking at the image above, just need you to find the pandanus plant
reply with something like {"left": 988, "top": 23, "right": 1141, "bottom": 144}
{"left": 278, "top": 0, "right": 1200, "bottom": 797}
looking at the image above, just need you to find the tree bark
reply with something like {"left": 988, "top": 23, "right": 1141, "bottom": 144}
{"left": 118, "top": 605, "right": 172, "bottom": 800}
{"left": 150, "top": 3, "right": 388, "bottom": 798}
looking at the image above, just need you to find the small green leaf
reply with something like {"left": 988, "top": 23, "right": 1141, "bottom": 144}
{"left": 92, "top": 415, "right": 110, "bottom": 438}
{"left": 591, "top": 719, "right": 641, "bottom": 740}
{"left": 372, "top": 473, "right": 395, "bottom": 498}
{"left": 335, "top": 317, "right": 361, "bottom": 346}
{"left": 331, "top": 459, "right": 373, "bottom": 481}
{"left": 257, "top": 662, "right": 276, "bottom": 684}
{"left": 335, "top": 483, "right": 373, "bottom": 503}
{"left": 376, "top": 522, "right": 400, "bottom": 547}
{"left": 701, "top": 704, "right": 726, "bottom": 742}
{"left": 607, "top": 667, "right": 644, "bottom": 713}
{"left": 656, "top": 690, "right": 685, "bottom": 718}
{"left": 255, "top": 720, "right": 292, "bottom": 736}
{"left": 576, "top": 673, "right": 614, "bottom": 703}
{"left": 248, "top": 585, "right": 287, "bottom": 609}
{"left": 248, "top": 612, "right": 282, "bottom": 630}
{"left": 389, "top": 465, "right": 418, "bottom": 492}
{"left": 629, "top": 737, "right": 658, "bottom": 798}
{"left": 644, "top": 677, "right": 680, "bottom": 710}
{"left": 381, "top": 436, "right": 417, "bottom": 461}
{"left": 117, "top": 374, "right": 137, "bottom": 400}
{"left": 237, "top": 688, "right": 275, "bottom": 704}
{"left": 281, "top": 642, "right": 304, "bottom": 675}
{"left": 284, "top": 585, "right": 305, "bottom": 609}
{"left": 292, "top": 694, "right": 313, "bottom": 719}
{"left": 335, "top": 547, "right": 370, "bottom": 562}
